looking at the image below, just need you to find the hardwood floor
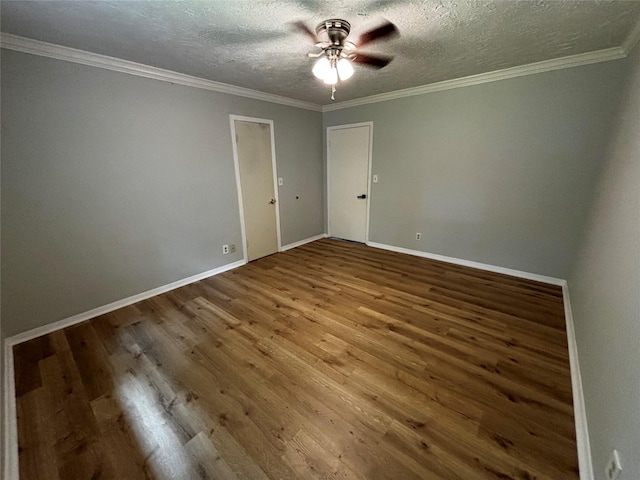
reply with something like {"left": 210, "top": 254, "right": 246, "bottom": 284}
{"left": 13, "top": 239, "right": 579, "bottom": 479}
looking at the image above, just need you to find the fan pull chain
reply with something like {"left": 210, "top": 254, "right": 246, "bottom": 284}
{"left": 331, "top": 84, "right": 336, "bottom": 101}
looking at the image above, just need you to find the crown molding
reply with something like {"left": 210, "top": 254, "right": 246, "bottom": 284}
{"left": 622, "top": 17, "right": 640, "bottom": 55}
{"left": 0, "top": 33, "right": 323, "bottom": 112}
{"left": 322, "top": 46, "right": 626, "bottom": 112}
{"left": 1, "top": 31, "right": 633, "bottom": 115}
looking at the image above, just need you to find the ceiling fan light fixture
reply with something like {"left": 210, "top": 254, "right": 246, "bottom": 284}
{"left": 337, "top": 58, "right": 354, "bottom": 80}
{"left": 312, "top": 57, "right": 331, "bottom": 79}
{"left": 295, "top": 17, "right": 398, "bottom": 99}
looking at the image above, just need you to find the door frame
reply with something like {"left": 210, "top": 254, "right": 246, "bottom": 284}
{"left": 229, "top": 115, "right": 282, "bottom": 261}
{"left": 326, "top": 121, "right": 374, "bottom": 243}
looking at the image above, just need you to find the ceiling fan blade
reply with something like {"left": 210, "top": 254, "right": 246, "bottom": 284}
{"left": 352, "top": 53, "right": 393, "bottom": 69}
{"left": 355, "top": 21, "right": 398, "bottom": 47}
{"left": 291, "top": 21, "right": 319, "bottom": 43}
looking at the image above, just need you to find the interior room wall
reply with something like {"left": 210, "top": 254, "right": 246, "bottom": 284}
{"left": 1, "top": 49, "right": 324, "bottom": 338}
{"left": 323, "top": 59, "right": 628, "bottom": 279}
{"left": 568, "top": 42, "right": 640, "bottom": 480}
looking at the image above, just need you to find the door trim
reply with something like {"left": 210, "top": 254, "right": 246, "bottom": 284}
{"left": 326, "top": 122, "right": 373, "bottom": 243}
{"left": 229, "top": 115, "right": 282, "bottom": 261}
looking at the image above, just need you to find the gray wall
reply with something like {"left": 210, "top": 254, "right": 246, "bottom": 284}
{"left": 1, "top": 50, "right": 323, "bottom": 337}
{"left": 323, "top": 60, "right": 628, "bottom": 278}
{"left": 569, "top": 43, "right": 640, "bottom": 480}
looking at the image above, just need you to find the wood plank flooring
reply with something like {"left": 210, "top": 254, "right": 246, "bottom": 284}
{"left": 13, "top": 239, "right": 579, "bottom": 479}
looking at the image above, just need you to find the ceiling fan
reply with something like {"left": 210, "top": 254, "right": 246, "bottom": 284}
{"left": 293, "top": 18, "right": 399, "bottom": 100}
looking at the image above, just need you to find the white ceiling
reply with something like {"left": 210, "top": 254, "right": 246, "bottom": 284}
{"left": 2, "top": 1, "right": 640, "bottom": 106}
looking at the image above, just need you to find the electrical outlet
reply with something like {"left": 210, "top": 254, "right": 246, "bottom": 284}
{"left": 222, "top": 244, "right": 229, "bottom": 254}
{"left": 229, "top": 244, "right": 236, "bottom": 253}
{"left": 372, "top": 174, "right": 379, "bottom": 183}
{"left": 605, "top": 450, "right": 622, "bottom": 480}
{"left": 416, "top": 233, "right": 422, "bottom": 240}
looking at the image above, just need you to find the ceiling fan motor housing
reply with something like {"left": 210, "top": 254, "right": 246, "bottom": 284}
{"left": 316, "top": 19, "right": 351, "bottom": 46}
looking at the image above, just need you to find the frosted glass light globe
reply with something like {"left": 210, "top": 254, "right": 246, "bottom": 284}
{"left": 323, "top": 66, "right": 338, "bottom": 85}
{"left": 312, "top": 57, "right": 331, "bottom": 79}
{"left": 337, "top": 58, "right": 354, "bottom": 80}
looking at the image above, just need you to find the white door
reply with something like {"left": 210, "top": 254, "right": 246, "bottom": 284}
{"left": 328, "top": 124, "right": 372, "bottom": 243}
{"left": 233, "top": 119, "right": 279, "bottom": 261}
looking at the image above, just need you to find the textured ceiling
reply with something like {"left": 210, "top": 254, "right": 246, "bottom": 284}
{"left": 2, "top": 1, "right": 640, "bottom": 105}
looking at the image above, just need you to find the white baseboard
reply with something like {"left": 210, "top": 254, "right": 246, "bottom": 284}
{"left": 366, "top": 241, "right": 565, "bottom": 285}
{"left": 562, "top": 284, "right": 594, "bottom": 480}
{"left": 3, "top": 258, "right": 246, "bottom": 479}
{"left": 280, "top": 233, "right": 327, "bottom": 252}
{"left": 5, "top": 259, "right": 246, "bottom": 348}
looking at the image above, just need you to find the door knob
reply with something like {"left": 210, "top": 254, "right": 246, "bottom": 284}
{"left": 357, "top": 194, "right": 367, "bottom": 199}
{"left": 269, "top": 198, "right": 276, "bottom": 204}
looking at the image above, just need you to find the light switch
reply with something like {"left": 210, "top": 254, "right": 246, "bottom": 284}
{"left": 372, "top": 174, "right": 379, "bottom": 184}
{"left": 278, "top": 177, "right": 284, "bottom": 186}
